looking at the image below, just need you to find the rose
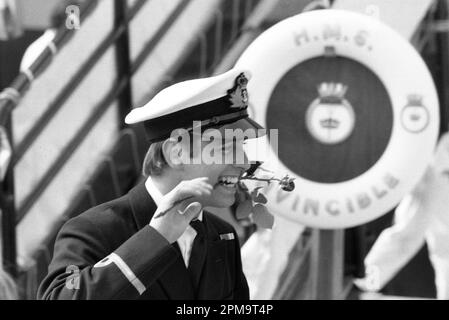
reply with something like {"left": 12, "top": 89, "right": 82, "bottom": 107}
{"left": 234, "top": 183, "right": 274, "bottom": 229}
{"left": 232, "top": 163, "right": 295, "bottom": 229}
{"left": 279, "top": 175, "right": 295, "bottom": 192}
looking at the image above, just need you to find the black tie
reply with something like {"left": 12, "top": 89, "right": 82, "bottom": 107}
{"left": 188, "top": 219, "right": 207, "bottom": 293}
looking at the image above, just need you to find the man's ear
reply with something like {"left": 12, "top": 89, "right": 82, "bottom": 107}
{"left": 162, "top": 138, "right": 185, "bottom": 169}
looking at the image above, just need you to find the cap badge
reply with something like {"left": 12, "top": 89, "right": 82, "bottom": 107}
{"left": 400, "top": 94, "right": 429, "bottom": 133}
{"left": 305, "top": 82, "right": 356, "bottom": 145}
{"left": 227, "top": 73, "right": 249, "bottom": 109}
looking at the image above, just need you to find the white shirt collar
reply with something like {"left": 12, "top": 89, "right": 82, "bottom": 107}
{"left": 145, "top": 177, "right": 203, "bottom": 221}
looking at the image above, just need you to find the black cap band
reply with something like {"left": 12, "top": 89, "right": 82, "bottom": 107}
{"left": 143, "top": 95, "right": 249, "bottom": 143}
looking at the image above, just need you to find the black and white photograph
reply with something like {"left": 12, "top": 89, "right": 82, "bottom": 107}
{"left": 0, "top": 0, "right": 448, "bottom": 309}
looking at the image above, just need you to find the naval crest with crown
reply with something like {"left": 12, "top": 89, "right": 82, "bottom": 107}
{"left": 306, "top": 82, "right": 356, "bottom": 145}
{"left": 400, "top": 94, "right": 429, "bottom": 133}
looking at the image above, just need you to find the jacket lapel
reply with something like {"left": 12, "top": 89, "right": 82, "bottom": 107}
{"left": 127, "top": 181, "right": 156, "bottom": 230}
{"left": 157, "top": 242, "right": 195, "bottom": 299}
{"left": 196, "top": 212, "right": 228, "bottom": 299}
{"left": 127, "top": 181, "right": 195, "bottom": 299}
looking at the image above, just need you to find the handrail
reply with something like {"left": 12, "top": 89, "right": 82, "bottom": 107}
{"left": 0, "top": 0, "right": 100, "bottom": 277}
{"left": 130, "top": 0, "right": 191, "bottom": 75}
{"left": 114, "top": 0, "right": 134, "bottom": 128}
{"left": 213, "top": 0, "right": 277, "bottom": 74}
{"left": 15, "top": 76, "right": 128, "bottom": 222}
{"left": 0, "top": 0, "right": 140, "bottom": 276}
{"left": 0, "top": 0, "right": 99, "bottom": 125}
{"left": 436, "top": 0, "right": 449, "bottom": 133}
{"left": 1, "top": 2, "right": 100, "bottom": 276}
{"left": 11, "top": 0, "right": 147, "bottom": 166}
{"left": 14, "top": 0, "right": 193, "bottom": 224}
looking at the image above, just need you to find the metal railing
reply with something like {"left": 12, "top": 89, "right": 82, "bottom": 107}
{"left": 0, "top": 0, "right": 101, "bottom": 278}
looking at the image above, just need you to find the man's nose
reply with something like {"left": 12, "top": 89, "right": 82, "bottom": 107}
{"left": 234, "top": 153, "right": 251, "bottom": 172}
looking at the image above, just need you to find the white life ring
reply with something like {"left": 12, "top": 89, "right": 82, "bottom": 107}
{"left": 236, "top": 9, "right": 439, "bottom": 229}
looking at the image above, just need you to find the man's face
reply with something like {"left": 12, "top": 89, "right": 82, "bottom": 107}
{"left": 180, "top": 136, "right": 251, "bottom": 208}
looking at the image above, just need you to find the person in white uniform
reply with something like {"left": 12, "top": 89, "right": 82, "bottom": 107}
{"left": 355, "top": 131, "right": 449, "bottom": 299}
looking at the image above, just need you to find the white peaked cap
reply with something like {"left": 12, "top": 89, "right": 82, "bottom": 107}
{"left": 125, "top": 68, "right": 252, "bottom": 124}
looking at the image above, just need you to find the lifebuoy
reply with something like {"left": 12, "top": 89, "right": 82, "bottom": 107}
{"left": 236, "top": 10, "right": 439, "bottom": 229}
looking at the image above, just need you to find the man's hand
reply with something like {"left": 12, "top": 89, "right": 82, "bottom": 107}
{"left": 149, "top": 177, "right": 212, "bottom": 243}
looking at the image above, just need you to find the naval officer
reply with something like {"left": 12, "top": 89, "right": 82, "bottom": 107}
{"left": 38, "top": 68, "right": 264, "bottom": 300}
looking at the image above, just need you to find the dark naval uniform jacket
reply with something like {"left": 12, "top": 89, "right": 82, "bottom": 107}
{"left": 37, "top": 181, "right": 249, "bottom": 300}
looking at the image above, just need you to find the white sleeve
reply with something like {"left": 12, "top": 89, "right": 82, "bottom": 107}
{"left": 364, "top": 168, "right": 433, "bottom": 290}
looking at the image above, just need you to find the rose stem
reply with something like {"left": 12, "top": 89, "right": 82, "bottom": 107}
{"left": 153, "top": 195, "right": 195, "bottom": 219}
{"left": 239, "top": 176, "right": 280, "bottom": 183}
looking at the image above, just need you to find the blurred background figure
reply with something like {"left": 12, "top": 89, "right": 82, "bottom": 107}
{"left": 0, "top": 127, "right": 11, "bottom": 181}
{"left": 242, "top": 216, "right": 305, "bottom": 299}
{"left": 355, "top": 131, "right": 449, "bottom": 299}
